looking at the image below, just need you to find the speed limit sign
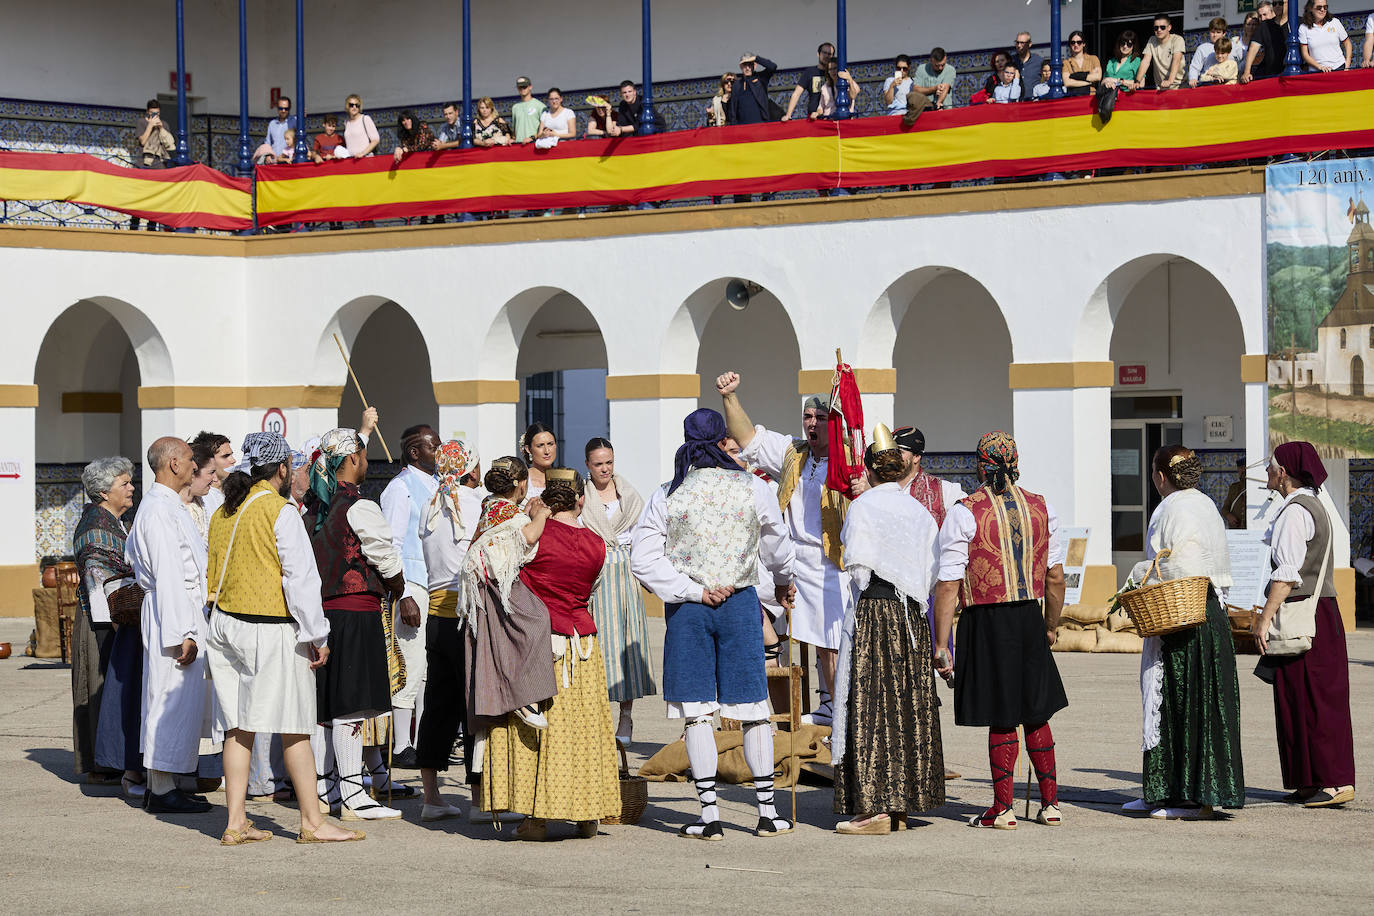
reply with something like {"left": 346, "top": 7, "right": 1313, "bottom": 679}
{"left": 261, "top": 408, "right": 286, "bottom": 437}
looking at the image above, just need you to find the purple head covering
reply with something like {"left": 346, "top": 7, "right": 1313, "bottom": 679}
{"left": 668, "top": 408, "right": 745, "bottom": 495}
{"left": 1273, "top": 440, "right": 1327, "bottom": 490}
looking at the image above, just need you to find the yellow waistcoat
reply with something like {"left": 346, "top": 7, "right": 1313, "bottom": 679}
{"left": 774, "top": 441, "right": 846, "bottom": 569}
{"left": 207, "top": 479, "right": 291, "bottom": 618}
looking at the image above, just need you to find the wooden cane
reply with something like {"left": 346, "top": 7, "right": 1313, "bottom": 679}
{"left": 333, "top": 333, "right": 394, "bottom": 462}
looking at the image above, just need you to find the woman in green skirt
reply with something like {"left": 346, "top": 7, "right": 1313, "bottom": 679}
{"left": 1124, "top": 445, "right": 1244, "bottom": 820}
{"left": 581, "top": 438, "right": 657, "bottom": 745}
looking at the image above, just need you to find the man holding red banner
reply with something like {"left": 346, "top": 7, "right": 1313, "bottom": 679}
{"left": 717, "top": 371, "right": 864, "bottom": 726}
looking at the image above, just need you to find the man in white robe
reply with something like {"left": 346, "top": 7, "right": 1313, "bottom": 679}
{"left": 125, "top": 437, "right": 212, "bottom": 814}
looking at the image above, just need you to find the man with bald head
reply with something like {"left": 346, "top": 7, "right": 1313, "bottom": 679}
{"left": 125, "top": 437, "right": 213, "bottom": 814}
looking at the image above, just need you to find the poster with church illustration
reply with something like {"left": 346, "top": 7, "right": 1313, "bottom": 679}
{"left": 1265, "top": 159, "right": 1374, "bottom": 458}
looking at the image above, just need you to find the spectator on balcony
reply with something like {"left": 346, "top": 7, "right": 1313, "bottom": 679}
{"left": 911, "top": 47, "right": 956, "bottom": 109}
{"left": 1200, "top": 37, "right": 1241, "bottom": 85}
{"left": 130, "top": 99, "right": 174, "bottom": 231}
{"left": 1364, "top": 11, "right": 1374, "bottom": 67}
{"left": 472, "top": 97, "right": 512, "bottom": 147}
{"left": 812, "top": 60, "right": 861, "bottom": 119}
{"left": 1238, "top": 11, "right": 1261, "bottom": 62}
{"left": 1189, "top": 18, "right": 1243, "bottom": 87}
{"left": 1243, "top": 1, "right": 1288, "bottom": 82}
{"left": 277, "top": 128, "right": 298, "bottom": 163}
{"left": 1063, "top": 31, "right": 1102, "bottom": 96}
{"left": 535, "top": 89, "right": 578, "bottom": 149}
{"left": 393, "top": 110, "right": 438, "bottom": 163}
{"left": 432, "top": 102, "right": 464, "bottom": 151}
{"left": 783, "top": 41, "right": 836, "bottom": 120}
{"left": 311, "top": 114, "right": 344, "bottom": 163}
{"left": 586, "top": 96, "right": 615, "bottom": 137}
{"left": 610, "top": 81, "right": 667, "bottom": 136}
{"left": 882, "top": 55, "right": 914, "bottom": 115}
{"left": 1011, "top": 32, "right": 1044, "bottom": 101}
{"left": 1142, "top": 15, "right": 1186, "bottom": 89}
{"left": 992, "top": 63, "right": 1022, "bottom": 103}
{"left": 512, "top": 77, "right": 546, "bottom": 144}
{"left": 253, "top": 96, "right": 294, "bottom": 164}
{"left": 342, "top": 94, "right": 379, "bottom": 158}
{"left": 981, "top": 51, "right": 1011, "bottom": 99}
{"left": 1102, "top": 31, "right": 1145, "bottom": 92}
{"left": 1029, "top": 61, "right": 1053, "bottom": 99}
{"left": 708, "top": 74, "right": 733, "bottom": 127}
{"left": 1300, "top": 1, "right": 1351, "bottom": 72}
{"left": 728, "top": 52, "right": 779, "bottom": 125}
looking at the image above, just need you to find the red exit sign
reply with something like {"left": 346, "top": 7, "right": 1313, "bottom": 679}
{"left": 1118, "top": 364, "right": 1147, "bottom": 386}
{"left": 169, "top": 71, "right": 193, "bottom": 92}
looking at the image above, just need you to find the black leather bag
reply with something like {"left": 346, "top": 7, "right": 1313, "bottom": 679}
{"left": 1097, "top": 85, "right": 1118, "bottom": 123}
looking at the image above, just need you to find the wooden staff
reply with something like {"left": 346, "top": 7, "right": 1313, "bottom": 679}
{"left": 333, "top": 333, "right": 393, "bottom": 461}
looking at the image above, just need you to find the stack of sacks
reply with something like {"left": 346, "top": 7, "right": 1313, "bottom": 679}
{"left": 1052, "top": 604, "right": 1144, "bottom": 653}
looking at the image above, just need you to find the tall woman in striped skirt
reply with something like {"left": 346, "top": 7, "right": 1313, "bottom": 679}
{"left": 582, "top": 438, "right": 657, "bottom": 746}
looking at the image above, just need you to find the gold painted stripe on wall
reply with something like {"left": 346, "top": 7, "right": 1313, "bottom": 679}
{"left": 605, "top": 374, "right": 701, "bottom": 400}
{"left": 61, "top": 391, "right": 122, "bottom": 413}
{"left": 1240, "top": 354, "right": 1268, "bottom": 383}
{"left": 0, "top": 385, "right": 39, "bottom": 408}
{"left": 137, "top": 385, "right": 344, "bottom": 409}
{"left": 1008, "top": 361, "right": 1114, "bottom": 390}
{"left": 432, "top": 380, "right": 520, "bottom": 405}
{"left": 796, "top": 368, "right": 897, "bottom": 395}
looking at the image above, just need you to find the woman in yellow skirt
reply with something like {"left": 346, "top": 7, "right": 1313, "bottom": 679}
{"left": 482, "top": 469, "right": 622, "bottom": 839}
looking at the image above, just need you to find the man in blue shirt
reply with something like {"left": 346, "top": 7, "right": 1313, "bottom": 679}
{"left": 264, "top": 97, "right": 293, "bottom": 160}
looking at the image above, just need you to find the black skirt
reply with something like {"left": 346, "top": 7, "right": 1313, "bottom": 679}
{"left": 953, "top": 599, "right": 1068, "bottom": 728}
{"left": 316, "top": 608, "right": 393, "bottom": 722}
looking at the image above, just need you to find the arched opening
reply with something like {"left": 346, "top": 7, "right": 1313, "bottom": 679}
{"left": 668, "top": 278, "right": 800, "bottom": 434}
{"left": 336, "top": 300, "right": 438, "bottom": 461}
{"left": 499, "top": 290, "right": 609, "bottom": 459}
{"left": 1353, "top": 355, "right": 1365, "bottom": 398}
{"left": 1104, "top": 257, "right": 1245, "bottom": 573}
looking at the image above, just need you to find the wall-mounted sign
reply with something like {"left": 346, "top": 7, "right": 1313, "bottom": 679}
{"left": 1118, "top": 364, "right": 1147, "bottom": 386}
{"left": 168, "top": 71, "right": 192, "bottom": 92}
{"left": 270, "top": 87, "right": 282, "bottom": 108}
{"left": 1205, "top": 415, "right": 1234, "bottom": 443}
{"left": 261, "top": 408, "right": 286, "bottom": 437}
{"left": 0, "top": 460, "right": 20, "bottom": 480}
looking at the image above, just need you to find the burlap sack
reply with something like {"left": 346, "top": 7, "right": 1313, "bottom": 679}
{"left": 1059, "top": 619, "right": 1084, "bottom": 631}
{"left": 31, "top": 588, "right": 62, "bottom": 659}
{"left": 1061, "top": 603, "right": 1109, "bottom": 626}
{"left": 1095, "top": 629, "right": 1144, "bottom": 653}
{"left": 1106, "top": 608, "right": 1138, "bottom": 634}
{"left": 1052, "top": 627, "right": 1097, "bottom": 652}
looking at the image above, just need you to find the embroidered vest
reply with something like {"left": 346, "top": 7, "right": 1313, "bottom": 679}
{"left": 959, "top": 485, "right": 1051, "bottom": 607}
{"left": 394, "top": 468, "right": 432, "bottom": 585}
{"left": 207, "top": 480, "right": 291, "bottom": 618}
{"left": 774, "top": 441, "right": 846, "bottom": 569}
{"left": 665, "top": 468, "right": 761, "bottom": 590}
{"left": 908, "top": 470, "right": 949, "bottom": 529}
{"left": 1280, "top": 493, "right": 1337, "bottom": 599}
{"left": 306, "top": 482, "right": 387, "bottom": 602}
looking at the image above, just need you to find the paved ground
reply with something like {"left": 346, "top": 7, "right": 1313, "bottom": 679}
{"left": 1, "top": 616, "right": 1370, "bottom": 914}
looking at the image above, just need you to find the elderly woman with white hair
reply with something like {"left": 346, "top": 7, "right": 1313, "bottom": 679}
{"left": 72, "top": 456, "right": 145, "bottom": 798}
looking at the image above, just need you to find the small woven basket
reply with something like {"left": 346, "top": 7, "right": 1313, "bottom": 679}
{"left": 601, "top": 745, "right": 647, "bottom": 826}
{"left": 1226, "top": 605, "right": 1261, "bottom": 655}
{"left": 1118, "top": 548, "right": 1209, "bottom": 637}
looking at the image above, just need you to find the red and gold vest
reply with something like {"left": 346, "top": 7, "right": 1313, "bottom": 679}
{"left": 958, "top": 485, "right": 1051, "bottom": 607}
{"left": 907, "top": 470, "right": 949, "bottom": 529}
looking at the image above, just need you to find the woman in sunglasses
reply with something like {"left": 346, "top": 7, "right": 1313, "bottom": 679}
{"left": 1062, "top": 31, "right": 1102, "bottom": 96}
{"left": 1102, "top": 31, "right": 1144, "bottom": 92}
{"left": 342, "top": 94, "right": 379, "bottom": 159}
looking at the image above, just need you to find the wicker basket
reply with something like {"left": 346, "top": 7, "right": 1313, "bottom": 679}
{"left": 1118, "top": 549, "right": 1209, "bottom": 637}
{"left": 601, "top": 745, "right": 647, "bottom": 826}
{"left": 1226, "top": 605, "right": 1261, "bottom": 655}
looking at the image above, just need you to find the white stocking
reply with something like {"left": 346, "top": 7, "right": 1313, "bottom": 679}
{"left": 313, "top": 723, "right": 338, "bottom": 805}
{"left": 682, "top": 717, "right": 719, "bottom": 833}
{"left": 743, "top": 720, "right": 788, "bottom": 829}
{"left": 147, "top": 769, "right": 176, "bottom": 796}
{"left": 392, "top": 707, "right": 414, "bottom": 753}
{"left": 332, "top": 718, "right": 366, "bottom": 809}
{"left": 413, "top": 682, "right": 426, "bottom": 745}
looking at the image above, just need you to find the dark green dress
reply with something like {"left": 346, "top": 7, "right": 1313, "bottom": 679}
{"left": 1141, "top": 588, "right": 1244, "bottom": 807}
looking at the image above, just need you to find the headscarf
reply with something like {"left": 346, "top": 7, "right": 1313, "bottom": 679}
{"left": 308, "top": 428, "right": 361, "bottom": 531}
{"left": 976, "top": 430, "right": 1019, "bottom": 494}
{"left": 668, "top": 408, "right": 745, "bottom": 495}
{"left": 893, "top": 425, "right": 925, "bottom": 455}
{"left": 427, "top": 439, "right": 474, "bottom": 531}
{"left": 1272, "top": 440, "right": 1327, "bottom": 490}
{"left": 242, "top": 431, "right": 290, "bottom": 468}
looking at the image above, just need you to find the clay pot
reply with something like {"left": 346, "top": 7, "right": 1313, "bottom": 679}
{"left": 42, "top": 566, "right": 57, "bottom": 589}
{"left": 0, "top": 643, "right": 12, "bottom": 660}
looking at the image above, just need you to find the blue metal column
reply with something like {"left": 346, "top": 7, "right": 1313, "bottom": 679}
{"left": 460, "top": 0, "right": 474, "bottom": 147}
{"left": 174, "top": 0, "right": 190, "bottom": 164}
{"left": 1047, "top": 0, "right": 1065, "bottom": 99}
{"left": 833, "top": 0, "right": 851, "bottom": 118}
{"left": 237, "top": 0, "right": 251, "bottom": 175}
{"left": 294, "top": 0, "right": 308, "bottom": 162}
{"left": 1283, "top": 4, "right": 1303, "bottom": 75}
{"left": 640, "top": 0, "right": 657, "bottom": 134}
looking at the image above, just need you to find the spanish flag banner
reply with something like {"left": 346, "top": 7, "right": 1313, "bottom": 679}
{"left": 0, "top": 153, "right": 251, "bottom": 230}
{"left": 256, "top": 70, "right": 1374, "bottom": 226}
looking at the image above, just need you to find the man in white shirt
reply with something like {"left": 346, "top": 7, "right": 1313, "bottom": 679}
{"left": 379, "top": 424, "right": 440, "bottom": 767}
{"left": 631, "top": 407, "right": 796, "bottom": 839}
{"left": 718, "top": 371, "right": 861, "bottom": 727}
{"left": 125, "top": 437, "right": 212, "bottom": 815}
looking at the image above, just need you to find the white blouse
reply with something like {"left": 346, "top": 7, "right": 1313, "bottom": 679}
{"left": 1264, "top": 489, "right": 1318, "bottom": 587}
{"left": 1130, "top": 488, "right": 1233, "bottom": 588}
